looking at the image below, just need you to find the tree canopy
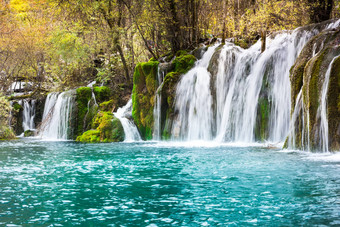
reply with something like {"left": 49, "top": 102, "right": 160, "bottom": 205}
{"left": 0, "top": 0, "right": 339, "bottom": 93}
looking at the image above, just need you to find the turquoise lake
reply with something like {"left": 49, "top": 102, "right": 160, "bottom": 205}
{"left": 1, "top": 140, "right": 340, "bottom": 226}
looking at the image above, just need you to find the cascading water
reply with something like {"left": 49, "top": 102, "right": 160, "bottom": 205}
{"left": 287, "top": 89, "right": 310, "bottom": 150}
{"left": 318, "top": 55, "right": 340, "bottom": 152}
{"left": 172, "top": 27, "right": 320, "bottom": 143}
{"left": 38, "top": 91, "right": 75, "bottom": 140}
{"left": 171, "top": 44, "right": 219, "bottom": 140}
{"left": 22, "top": 99, "right": 36, "bottom": 131}
{"left": 153, "top": 66, "right": 166, "bottom": 140}
{"left": 114, "top": 99, "right": 141, "bottom": 142}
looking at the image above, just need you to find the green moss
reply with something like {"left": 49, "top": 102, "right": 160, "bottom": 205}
{"left": 132, "top": 61, "right": 159, "bottom": 140}
{"left": 0, "top": 126, "right": 16, "bottom": 140}
{"left": 76, "top": 130, "right": 100, "bottom": 143}
{"left": 99, "top": 100, "right": 115, "bottom": 112}
{"left": 328, "top": 56, "right": 340, "bottom": 150}
{"left": 255, "top": 98, "right": 269, "bottom": 141}
{"left": 77, "top": 111, "right": 124, "bottom": 143}
{"left": 24, "top": 130, "right": 34, "bottom": 137}
{"left": 173, "top": 54, "right": 197, "bottom": 74}
{"left": 175, "top": 50, "right": 188, "bottom": 57}
{"left": 93, "top": 86, "right": 111, "bottom": 103}
{"left": 290, "top": 63, "right": 305, "bottom": 106}
{"left": 76, "top": 87, "right": 92, "bottom": 136}
{"left": 308, "top": 51, "right": 325, "bottom": 136}
{"left": 13, "top": 102, "right": 22, "bottom": 111}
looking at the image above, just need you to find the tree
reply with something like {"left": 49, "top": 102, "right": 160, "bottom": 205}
{"left": 308, "top": 0, "right": 334, "bottom": 23}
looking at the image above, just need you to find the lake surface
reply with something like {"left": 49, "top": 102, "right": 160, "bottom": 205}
{"left": 1, "top": 140, "right": 340, "bottom": 226}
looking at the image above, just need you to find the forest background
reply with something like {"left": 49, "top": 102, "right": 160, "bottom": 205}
{"left": 0, "top": 0, "right": 338, "bottom": 95}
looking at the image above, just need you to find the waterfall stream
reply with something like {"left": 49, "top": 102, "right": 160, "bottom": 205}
{"left": 22, "top": 99, "right": 36, "bottom": 132}
{"left": 114, "top": 99, "right": 141, "bottom": 142}
{"left": 171, "top": 44, "right": 219, "bottom": 140}
{"left": 153, "top": 67, "right": 166, "bottom": 140}
{"left": 319, "top": 55, "right": 340, "bottom": 152}
{"left": 171, "top": 28, "right": 318, "bottom": 143}
{"left": 38, "top": 91, "right": 75, "bottom": 140}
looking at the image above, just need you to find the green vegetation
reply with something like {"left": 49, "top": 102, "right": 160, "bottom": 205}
{"left": 328, "top": 55, "right": 340, "bottom": 150}
{"left": 255, "top": 98, "right": 270, "bottom": 141}
{"left": 93, "top": 86, "right": 111, "bottom": 103}
{"left": 24, "top": 130, "right": 34, "bottom": 137}
{"left": 77, "top": 111, "right": 124, "bottom": 143}
{"left": 132, "top": 61, "right": 159, "bottom": 140}
{"left": 0, "top": 94, "right": 16, "bottom": 140}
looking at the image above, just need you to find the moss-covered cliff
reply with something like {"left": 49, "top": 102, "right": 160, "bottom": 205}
{"left": 131, "top": 53, "right": 197, "bottom": 140}
{"left": 288, "top": 28, "right": 340, "bottom": 151}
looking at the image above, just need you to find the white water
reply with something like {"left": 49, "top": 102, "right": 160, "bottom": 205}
{"left": 39, "top": 91, "right": 75, "bottom": 140}
{"left": 172, "top": 28, "right": 318, "bottom": 143}
{"left": 114, "top": 99, "right": 141, "bottom": 142}
{"left": 22, "top": 99, "right": 36, "bottom": 131}
{"left": 287, "top": 89, "right": 310, "bottom": 150}
{"left": 153, "top": 68, "right": 165, "bottom": 140}
{"left": 171, "top": 44, "right": 219, "bottom": 140}
{"left": 318, "top": 55, "right": 340, "bottom": 152}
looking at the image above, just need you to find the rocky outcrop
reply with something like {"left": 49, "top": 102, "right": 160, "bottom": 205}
{"left": 288, "top": 27, "right": 340, "bottom": 151}
{"left": 131, "top": 59, "right": 159, "bottom": 140}
{"left": 76, "top": 111, "right": 124, "bottom": 143}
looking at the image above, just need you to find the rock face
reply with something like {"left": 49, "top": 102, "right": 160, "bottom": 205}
{"left": 288, "top": 28, "right": 340, "bottom": 151}
{"left": 132, "top": 59, "right": 159, "bottom": 140}
{"left": 131, "top": 54, "right": 197, "bottom": 140}
{"left": 0, "top": 126, "right": 16, "bottom": 140}
{"left": 74, "top": 86, "right": 125, "bottom": 142}
{"left": 76, "top": 111, "right": 124, "bottom": 143}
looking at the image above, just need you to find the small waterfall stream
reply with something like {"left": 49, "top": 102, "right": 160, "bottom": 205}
{"left": 22, "top": 99, "right": 36, "bottom": 131}
{"left": 153, "top": 66, "right": 166, "bottom": 140}
{"left": 318, "top": 55, "right": 340, "bottom": 152}
{"left": 38, "top": 91, "right": 75, "bottom": 140}
{"left": 114, "top": 99, "right": 141, "bottom": 142}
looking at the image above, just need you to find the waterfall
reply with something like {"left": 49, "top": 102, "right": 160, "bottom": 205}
{"left": 153, "top": 66, "right": 166, "bottom": 140}
{"left": 114, "top": 99, "right": 141, "bottom": 142}
{"left": 287, "top": 89, "right": 310, "bottom": 150}
{"left": 22, "top": 99, "right": 36, "bottom": 131}
{"left": 318, "top": 55, "right": 340, "bottom": 152}
{"left": 172, "top": 27, "right": 318, "bottom": 142}
{"left": 83, "top": 88, "right": 98, "bottom": 130}
{"left": 171, "top": 44, "right": 219, "bottom": 140}
{"left": 38, "top": 91, "right": 75, "bottom": 140}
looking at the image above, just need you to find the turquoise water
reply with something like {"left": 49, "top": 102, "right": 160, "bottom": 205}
{"left": 1, "top": 140, "right": 340, "bottom": 226}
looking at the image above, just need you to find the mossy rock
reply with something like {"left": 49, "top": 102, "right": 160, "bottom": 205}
{"left": 255, "top": 97, "right": 270, "bottom": 141}
{"left": 173, "top": 54, "right": 197, "bottom": 74}
{"left": 175, "top": 50, "right": 188, "bottom": 57}
{"left": 75, "top": 87, "right": 93, "bottom": 137}
{"left": 327, "top": 55, "right": 340, "bottom": 150}
{"left": 99, "top": 100, "right": 115, "bottom": 112}
{"left": 77, "top": 111, "right": 124, "bottom": 143}
{"left": 93, "top": 86, "right": 111, "bottom": 103}
{"left": 132, "top": 61, "right": 159, "bottom": 140}
{"left": 287, "top": 28, "right": 340, "bottom": 151}
{"left": 0, "top": 126, "right": 16, "bottom": 140}
{"left": 76, "top": 130, "right": 100, "bottom": 143}
{"left": 24, "top": 130, "right": 35, "bottom": 137}
{"left": 13, "top": 102, "right": 23, "bottom": 111}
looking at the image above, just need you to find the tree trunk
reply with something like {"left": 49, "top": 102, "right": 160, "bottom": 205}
{"left": 261, "top": 30, "right": 266, "bottom": 53}
{"left": 308, "top": 0, "right": 333, "bottom": 23}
